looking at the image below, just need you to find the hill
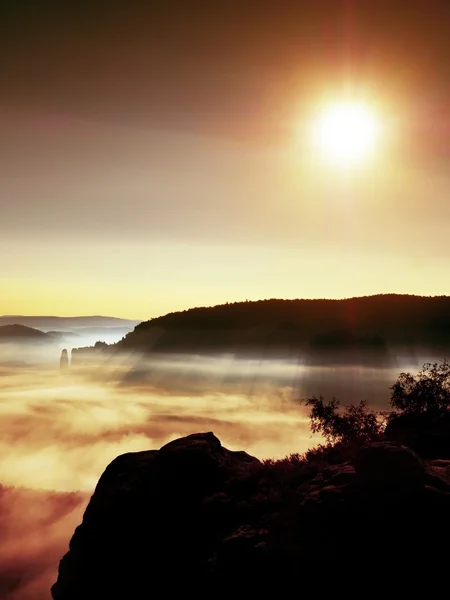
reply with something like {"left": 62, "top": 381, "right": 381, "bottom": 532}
{"left": 115, "top": 294, "right": 450, "bottom": 359}
{"left": 0, "top": 315, "right": 141, "bottom": 331}
{"left": 0, "top": 324, "right": 53, "bottom": 342}
{"left": 0, "top": 317, "right": 142, "bottom": 350}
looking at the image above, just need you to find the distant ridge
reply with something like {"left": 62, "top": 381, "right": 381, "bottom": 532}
{"left": 0, "top": 316, "right": 141, "bottom": 330}
{"left": 114, "top": 294, "right": 450, "bottom": 356}
{"left": 0, "top": 315, "right": 139, "bottom": 320}
{"left": 0, "top": 324, "right": 53, "bottom": 341}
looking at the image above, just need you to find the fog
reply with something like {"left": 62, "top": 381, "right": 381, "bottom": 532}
{"left": 0, "top": 349, "right": 434, "bottom": 598}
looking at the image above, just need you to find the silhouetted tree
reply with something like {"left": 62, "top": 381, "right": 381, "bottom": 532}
{"left": 94, "top": 341, "right": 109, "bottom": 349}
{"left": 304, "top": 396, "right": 385, "bottom": 445}
{"left": 390, "top": 359, "right": 450, "bottom": 414}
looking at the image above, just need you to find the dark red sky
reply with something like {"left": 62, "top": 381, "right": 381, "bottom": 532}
{"left": 2, "top": 1, "right": 450, "bottom": 317}
{"left": 2, "top": 1, "right": 450, "bottom": 138}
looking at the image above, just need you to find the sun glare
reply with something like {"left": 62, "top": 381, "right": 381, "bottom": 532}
{"left": 312, "top": 101, "right": 380, "bottom": 167}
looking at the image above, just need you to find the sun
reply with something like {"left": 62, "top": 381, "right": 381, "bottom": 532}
{"left": 312, "top": 101, "right": 380, "bottom": 167}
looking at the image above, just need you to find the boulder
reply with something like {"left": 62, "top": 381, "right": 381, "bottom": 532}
{"left": 385, "top": 410, "right": 450, "bottom": 459}
{"left": 325, "top": 464, "right": 356, "bottom": 486}
{"left": 51, "top": 432, "right": 259, "bottom": 600}
{"left": 354, "top": 441, "right": 426, "bottom": 490}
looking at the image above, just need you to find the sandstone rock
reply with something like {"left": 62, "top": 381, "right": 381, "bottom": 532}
{"left": 327, "top": 465, "right": 356, "bottom": 486}
{"left": 209, "top": 525, "right": 269, "bottom": 578}
{"left": 59, "top": 349, "right": 69, "bottom": 369}
{"left": 52, "top": 432, "right": 450, "bottom": 598}
{"left": 51, "top": 432, "right": 258, "bottom": 600}
{"left": 354, "top": 442, "right": 426, "bottom": 490}
{"left": 385, "top": 410, "right": 450, "bottom": 459}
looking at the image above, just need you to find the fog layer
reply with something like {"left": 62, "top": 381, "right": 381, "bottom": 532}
{"left": 0, "top": 350, "right": 433, "bottom": 598}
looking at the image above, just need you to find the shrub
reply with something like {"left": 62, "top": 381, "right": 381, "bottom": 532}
{"left": 304, "top": 395, "right": 386, "bottom": 445}
{"left": 390, "top": 358, "right": 450, "bottom": 414}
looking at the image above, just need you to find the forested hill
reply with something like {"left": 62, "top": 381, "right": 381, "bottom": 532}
{"left": 0, "top": 324, "right": 53, "bottom": 342}
{"left": 114, "top": 295, "right": 450, "bottom": 356}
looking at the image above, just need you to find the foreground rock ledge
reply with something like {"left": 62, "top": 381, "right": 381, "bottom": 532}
{"left": 52, "top": 432, "right": 450, "bottom": 598}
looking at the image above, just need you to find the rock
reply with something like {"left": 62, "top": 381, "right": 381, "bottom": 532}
{"left": 209, "top": 525, "right": 269, "bottom": 579}
{"left": 429, "top": 459, "right": 450, "bottom": 470}
{"left": 52, "top": 432, "right": 450, "bottom": 597}
{"left": 323, "top": 464, "right": 356, "bottom": 486}
{"left": 59, "top": 349, "right": 69, "bottom": 369}
{"left": 385, "top": 410, "right": 450, "bottom": 459}
{"left": 51, "top": 432, "right": 259, "bottom": 600}
{"left": 354, "top": 442, "right": 426, "bottom": 490}
{"left": 328, "top": 465, "right": 356, "bottom": 486}
{"left": 425, "top": 462, "right": 450, "bottom": 490}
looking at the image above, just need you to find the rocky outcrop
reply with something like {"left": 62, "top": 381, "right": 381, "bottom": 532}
{"left": 385, "top": 410, "right": 450, "bottom": 458}
{"left": 51, "top": 433, "right": 259, "bottom": 599}
{"left": 279, "top": 442, "right": 450, "bottom": 567}
{"left": 354, "top": 441, "right": 426, "bottom": 489}
{"left": 59, "top": 349, "right": 69, "bottom": 369}
{"left": 52, "top": 434, "right": 450, "bottom": 599}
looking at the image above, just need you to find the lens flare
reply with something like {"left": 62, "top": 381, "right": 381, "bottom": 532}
{"left": 313, "top": 101, "right": 380, "bottom": 167}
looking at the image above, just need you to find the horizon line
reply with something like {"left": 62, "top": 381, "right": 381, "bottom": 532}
{"left": 3, "top": 292, "right": 450, "bottom": 321}
{"left": 0, "top": 314, "right": 143, "bottom": 321}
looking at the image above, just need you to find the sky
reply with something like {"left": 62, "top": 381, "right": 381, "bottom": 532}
{"left": 2, "top": 0, "right": 450, "bottom": 319}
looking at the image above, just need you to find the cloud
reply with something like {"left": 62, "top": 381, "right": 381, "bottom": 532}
{"left": 0, "top": 486, "right": 86, "bottom": 600}
{"left": 0, "top": 348, "right": 418, "bottom": 598}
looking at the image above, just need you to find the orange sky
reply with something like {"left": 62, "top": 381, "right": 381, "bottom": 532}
{"left": 2, "top": 1, "right": 450, "bottom": 319}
